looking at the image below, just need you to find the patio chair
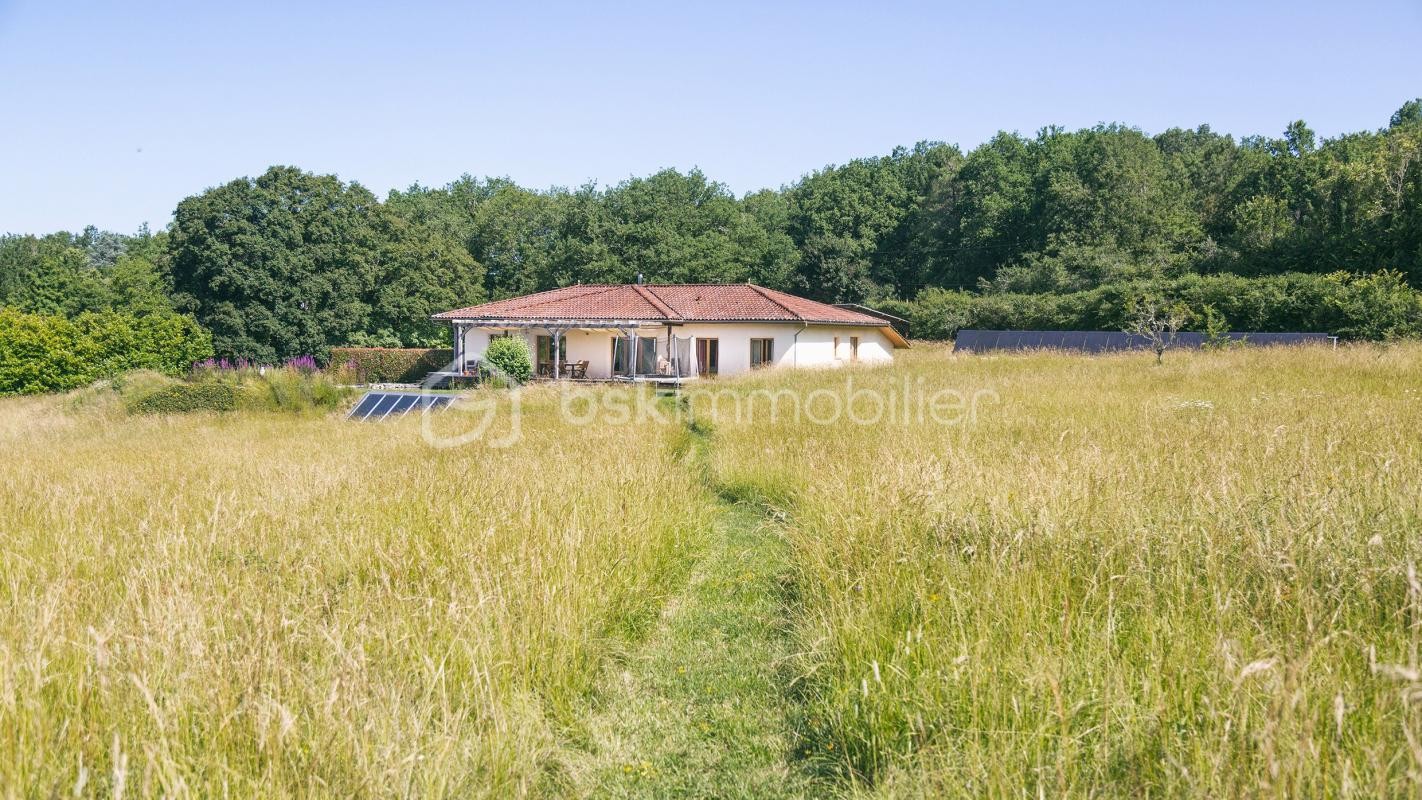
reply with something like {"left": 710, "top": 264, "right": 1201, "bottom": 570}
{"left": 571, "top": 360, "right": 588, "bottom": 379}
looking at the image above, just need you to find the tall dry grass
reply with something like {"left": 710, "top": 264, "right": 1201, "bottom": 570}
{"left": 696, "top": 343, "right": 1422, "bottom": 797}
{"left": 0, "top": 388, "right": 710, "bottom": 797}
{"left": 6, "top": 346, "right": 1421, "bottom": 798}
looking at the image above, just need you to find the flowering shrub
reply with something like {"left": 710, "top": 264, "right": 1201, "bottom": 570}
{"left": 193, "top": 357, "right": 253, "bottom": 372}
{"left": 284, "top": 355, "right": 319, "bottom": 373}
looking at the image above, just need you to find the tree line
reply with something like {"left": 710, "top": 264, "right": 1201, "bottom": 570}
{"left": 2, "top": 99, "right": 1420, "bottom": 361}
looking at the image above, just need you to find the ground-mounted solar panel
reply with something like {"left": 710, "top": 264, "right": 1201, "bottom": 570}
{"left": 347, "top": 391, "right": 457, "bottom": 421}
{"left": 348, "top": 393, "right": 384, "bottom": 419}
{"left": 951, "top": 330, "right": 983, "bottom": 352}
{"left": 423, "top": 395, "right": 454, "bottom": 411}
{"left": 357, "top": 394, "right": 396, "bottom": 420}
{"left": 392, "top": 394, "right": 422, "bottom": 415}
{"left": 1080, "top": 331, "right": 1109, "bottom": 352}
{"left": 369, "top": 394, "right": 402, "bottom": 419}
{"left": 1242, "top": 332, "right": 1332, "bottom": 346}
{"left": 954, "top": 330, "right": 1334, "bottom": 355}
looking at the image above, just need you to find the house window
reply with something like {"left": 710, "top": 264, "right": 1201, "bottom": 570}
{"left": 833, "top": 336, "right": 840, "bottom": 359}
{"left": 850, "top": 336, "right": 859, "bottom": 362}
{"left": 750, "top": 338, "right": 774, "bottom": 368}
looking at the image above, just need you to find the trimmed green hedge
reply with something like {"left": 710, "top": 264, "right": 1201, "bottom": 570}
{"left": 329, "top": 347, "right": 452, "bottom": 383}
{"left": 126, "top": 382, "right": 237, "bottom": 415}
{"left": 882, "top": 271, "right": 1422, "bottom": 341}
{"left": 0, "top": 308, "right": 214, "bottom": 396}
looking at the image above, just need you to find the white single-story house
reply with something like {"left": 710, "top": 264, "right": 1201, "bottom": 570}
{"left": 432, "top": 283, "right": 909, "bottom": 380}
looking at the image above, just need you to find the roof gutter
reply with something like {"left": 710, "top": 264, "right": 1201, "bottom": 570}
{"left": 434, "top": 317, "right": 675, "bottom": 328}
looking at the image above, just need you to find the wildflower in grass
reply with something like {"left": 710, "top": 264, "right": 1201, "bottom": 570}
{"left": 284, "top": 354, "right": 319, "bottom": 373}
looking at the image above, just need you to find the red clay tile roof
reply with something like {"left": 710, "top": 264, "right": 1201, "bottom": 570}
{"left": 432, "top": 283, "right": 892, "bottom": 327}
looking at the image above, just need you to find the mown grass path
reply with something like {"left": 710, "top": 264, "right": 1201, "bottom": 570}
{"left": 561, "top": 427, "right": 819, "bottom": 798}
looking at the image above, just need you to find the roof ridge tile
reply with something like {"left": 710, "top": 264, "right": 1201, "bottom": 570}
{"left": 632, "top": 284, "right": 682, "bottom": 320}
{"left": 505, "top": 284, "right": 623, "bottom": 314}
{"left": 745, "top": 283, "right": 803, "bottom": 321}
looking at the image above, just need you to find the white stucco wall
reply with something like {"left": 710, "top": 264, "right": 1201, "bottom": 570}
{"left": 783, "top": 326, "right": 895, "bottom": 369}
{"left": 456, "top": 322, "right": 897, "bottom": 379}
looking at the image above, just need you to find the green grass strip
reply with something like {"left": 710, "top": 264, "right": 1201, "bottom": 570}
{"left": 560, "top": 422, "right": 820, "bottom": 797}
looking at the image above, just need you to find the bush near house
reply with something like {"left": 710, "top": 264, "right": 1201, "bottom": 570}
{"left": 483, "top": 336, "right": 532, "bottom": 383}
{"left": 329, "top": 347, "right": 453, "bottom": 383}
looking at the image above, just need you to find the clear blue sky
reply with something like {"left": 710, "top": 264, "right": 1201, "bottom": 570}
{"left": 1, "top": 0, "right": 1418, "bottom": 235}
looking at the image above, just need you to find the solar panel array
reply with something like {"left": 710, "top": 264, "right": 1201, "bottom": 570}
{"left": 346, "top": 391, "right": 456, "bottom": 421}
{"left": 953, "top": 330, "right": 1334, "bottom": 354}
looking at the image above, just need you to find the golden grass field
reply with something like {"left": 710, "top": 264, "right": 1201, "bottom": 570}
{"left": 0, "top": 389, "right": 711, "bottom": 797}
{"left": 2, "top": 343, "right": 1420, "bottom": 798}
{"left": 698, "top": 344, "right": 1422, "bottom": 797}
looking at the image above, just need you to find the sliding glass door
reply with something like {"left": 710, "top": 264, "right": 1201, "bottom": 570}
{"left": 696, "top": 338, "right": 718, "bottom": 376}
{"left": 535, "top": 334, "right": 566, "bottom": 377}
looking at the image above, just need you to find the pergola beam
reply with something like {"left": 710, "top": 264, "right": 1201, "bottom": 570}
{"left": 441, "top": 318, "right": 673, "bottom": 329}
{"left": 442, "top": 318, "right": 681, "bottom": 379}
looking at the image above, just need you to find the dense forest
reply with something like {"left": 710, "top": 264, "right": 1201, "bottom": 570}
{"left": 3, "top": 100, "right": 1421, "bottom": 362}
